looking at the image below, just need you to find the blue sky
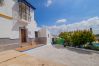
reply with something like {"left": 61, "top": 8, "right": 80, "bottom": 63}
{"left": 27, "top": 0, "right": 99, "bottom": 34}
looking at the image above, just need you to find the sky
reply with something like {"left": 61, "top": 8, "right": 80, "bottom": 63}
{"left": 27, "top": 0, "right": 99, "bottom": 35}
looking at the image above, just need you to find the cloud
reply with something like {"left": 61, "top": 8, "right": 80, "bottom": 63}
{"left": 46, "top": 0, "right": 53, "bottom": 7}
{"left": 56, "top": 19, "right": 67, "bottom": 24}
{"left": 43, "top": 17, "right": 99, "bottom": 35}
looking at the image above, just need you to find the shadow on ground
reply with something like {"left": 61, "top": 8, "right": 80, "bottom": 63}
{"left": 52, "top": 44, "right": 99, "bottom": 55}
{"left": 66, "top": 47, "right": 93, "bottom": 54}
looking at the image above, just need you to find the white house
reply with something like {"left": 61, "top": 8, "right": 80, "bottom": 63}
{"left": 0, "top": 0, "right": 52, "bottom": 48}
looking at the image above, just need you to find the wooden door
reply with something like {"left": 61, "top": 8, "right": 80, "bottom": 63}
{"left": 21, "top": 28, "right": 27, "bottom": 43}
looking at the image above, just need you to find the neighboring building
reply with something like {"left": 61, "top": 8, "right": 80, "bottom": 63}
{"left": 0, "top": 0, "right": 37, "bottom": 46}
{"left": 0, "top": 0, "right": 51, "bottom": 48}
{"left": 37, "top": 28, "right": 52, "bottom": 45}
{"left": 95, "top": 34, "right": 99, "bottom": 42}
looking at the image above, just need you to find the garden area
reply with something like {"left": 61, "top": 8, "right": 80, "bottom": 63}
{"left": 53, "top": 30, "right": 99, "bottom": 51}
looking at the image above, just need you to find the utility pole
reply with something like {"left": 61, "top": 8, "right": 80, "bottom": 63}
{"left": 90, "top": 28, "right": 93, "bottom": 34}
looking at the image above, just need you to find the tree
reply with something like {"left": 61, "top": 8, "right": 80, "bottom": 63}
{"left": 59, "top": 32, "right": 72, "bottom": 46}
{"left": 59, "top": 30, "right": 96, "bottom": 47}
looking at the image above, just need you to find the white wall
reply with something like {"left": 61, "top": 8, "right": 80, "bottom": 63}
{"left": 0, "top": 17, "right": 12, "bottom": 38}
{"left": 0, "top": 0, "right": 15, "bottom": 16}
{"left": 38, "top": 28, "right": 47, "bottom": 37}
{"left": 0, "top": 17, "right": 19, "bottom": 39}
{"left": 0, "top": 0, "right": 19, "bottom": 39}
{"left": 46, "top": 30, "right": 52, "bottom": 45}
{"left": 27, "top": 20, "right": 37, "bottom": 38}
{"left": 0, "top": 0, "right": 37, "bottom": 39}
{"left": 27, "top": 10, "right": 37, "bottom": 38}
{"left": 38, "top": 28, "right": 52, "bottom": 45}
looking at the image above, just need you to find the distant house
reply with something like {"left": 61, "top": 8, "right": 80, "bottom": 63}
{"left": 36, "top": 28, "right": 52, "bottom": 45}
{"left": 0, "top": 0, "right": 51, "bottom": 48}
{"left": 95, "top": 34, "right": 99, "bottom": 41}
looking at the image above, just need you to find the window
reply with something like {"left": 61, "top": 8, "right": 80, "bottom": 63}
{"left": 48, "top": 34, "right": 49, "bottom": 38}
{"left": 0, "top": 0, "right": 4, "bottom": 6}
{"left": 19, "top": 3, "right": 31, "bottom": 21}
{"left": 35, "top": 31, "right": 38, "bottom": 38}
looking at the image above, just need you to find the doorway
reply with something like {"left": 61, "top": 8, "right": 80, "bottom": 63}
{"left": 35, "top": 31, "right": 38, "bottom": 38}
{"left": 20, "top": 27, "right": 27, "bottom": 43}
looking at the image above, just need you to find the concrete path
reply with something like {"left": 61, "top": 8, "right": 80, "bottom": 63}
{"left": 24, "top": 45, "right": 99, "bottom": 66}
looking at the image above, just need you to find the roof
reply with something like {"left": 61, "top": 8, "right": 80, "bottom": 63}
{"left": 18, "top": 0, "right": 36, "bottom": 10}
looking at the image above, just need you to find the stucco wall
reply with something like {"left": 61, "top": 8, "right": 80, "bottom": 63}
{"left": 46, "top": 30, "right": 52, "bottom": 45}
{"left": 0, "top": 17, "right": 19, "bottom": 39}
{"left": 38, "top": 28, "right": 52, "bottom": 44}
{"left": 0, "top": 0, "right": 15, "bottom": 16}
{"left": 0, "top": 17, "right": 12, "bottom": 38}
{"left": 27, "top": 10, "right": 37, "bottom": 38}
{"left": 38, "top": 28, "right": 47, "bottom": 37}
{"left": 0, "top": 0, "right": 19, "bottom": 39}
{"left": 0, "top": 0, "right": 37, "bottom": 39}
{"left": 27, "top": 20, "right": 37, "bottom": 39}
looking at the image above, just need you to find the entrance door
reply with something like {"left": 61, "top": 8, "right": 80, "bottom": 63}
{"left": 21, "top": 28, "right": 27, "bottom": 43}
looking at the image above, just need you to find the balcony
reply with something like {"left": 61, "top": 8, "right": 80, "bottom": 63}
{"left": 12, "top": 2, "right": 31, "bottom": 31}
{"left": 18, "top": 2, "right": 31, "bottom": 23}
{"left": 18, "top": 19, "right": 29, "bottom": 24}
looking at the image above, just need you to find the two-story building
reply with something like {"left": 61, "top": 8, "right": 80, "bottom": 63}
{"left": 0, "top": 0, "right": 37, "bottom": 48}
{"left": 0, "top": 0, "right": 52, "bottom": 49}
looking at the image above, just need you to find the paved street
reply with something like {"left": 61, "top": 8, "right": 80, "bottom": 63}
{"left": 24, "top": 45, "right": 99, "bottom": 66}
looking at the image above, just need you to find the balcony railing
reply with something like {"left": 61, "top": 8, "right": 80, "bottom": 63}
{"left": 19, "top": 2, "right": 31, "bottom": 22}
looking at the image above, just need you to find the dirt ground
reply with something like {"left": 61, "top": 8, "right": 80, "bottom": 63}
{"left": 0, "top": 50, "right": 66, "bottom": 66}
{"left": 0, "top": 44, "right": 19, "bottom": 52}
